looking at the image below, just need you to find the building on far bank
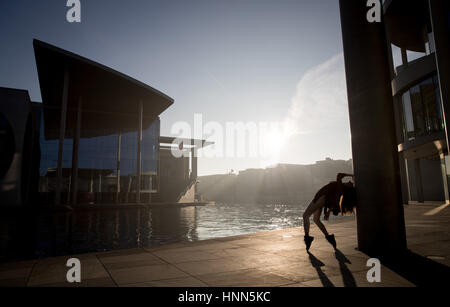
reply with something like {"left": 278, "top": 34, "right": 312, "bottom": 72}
{"left": 197, "top": 158, "right": 353, "bottom": 205}
{"left": 0, "top": 40, "right": 210, "bottom": 206}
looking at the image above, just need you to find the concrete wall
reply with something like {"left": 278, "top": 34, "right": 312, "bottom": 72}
{"left": 0, "top": 88, "right": 32, "bottom": 206}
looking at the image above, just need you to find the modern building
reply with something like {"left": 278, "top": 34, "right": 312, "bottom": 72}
{"left": 0, "top": 39, "right": 209, "bottom": 207}
{"left": 339, "top": 0, "right": 450, "bottom": 255}
{"left": 384, "top": 0, "right": 449, "bottom": 204}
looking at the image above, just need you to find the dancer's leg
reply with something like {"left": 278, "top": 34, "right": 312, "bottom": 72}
{"left": 313, "top": 209, "right": 329, "bottom": 236}
{"left": 303, "top": 195, "right": 326, "bottom": 236}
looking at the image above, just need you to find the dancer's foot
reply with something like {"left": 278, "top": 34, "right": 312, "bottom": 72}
{"left": 326, "top": 234, "right": 337, "bottom": 249}
{"left": 304, "top": 235, "right": 314, "bottom": 251}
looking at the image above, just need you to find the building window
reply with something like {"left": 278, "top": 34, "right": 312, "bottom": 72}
{"left": 400, "top": 75, "right": 444, "bottom": 141}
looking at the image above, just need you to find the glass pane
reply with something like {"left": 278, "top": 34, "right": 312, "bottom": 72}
{"left": 119, "top": 128, "right": 138, "bottom": 203}
{"left": 141, "top": 117, "right": 159, "bottom": 192}
{"left": 420, "top": 78, "right": 440, "bottom": 133}
{"left": 410, "top": 85, "right": 426, "bottom": 137}
{"left": 402, "top": 91, "right": 415, "bottom": 140}
{"left": 37, "top": 107, "right": 60, "bottom": 204}
{"left": 77, "top": 112, "right": 130, "bottom": 204}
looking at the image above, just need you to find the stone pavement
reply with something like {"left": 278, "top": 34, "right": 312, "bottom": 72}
{"left": 0, "top": 203, "right": 448, "bottom": 287}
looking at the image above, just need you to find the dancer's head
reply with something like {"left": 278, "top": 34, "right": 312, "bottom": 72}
{"left": 341, "top": 184, "right": 357, "bottom": 215}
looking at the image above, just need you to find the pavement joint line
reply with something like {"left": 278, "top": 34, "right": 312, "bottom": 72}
{"left": 95, "top": 254, "right": 119, "bottom": 287}
{"left": 146, "top": 250, "right": 208, "bottom": 286}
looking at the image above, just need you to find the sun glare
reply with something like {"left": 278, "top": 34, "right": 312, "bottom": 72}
{"left": 260, "top": 129, "right": 289, "bottom": 168}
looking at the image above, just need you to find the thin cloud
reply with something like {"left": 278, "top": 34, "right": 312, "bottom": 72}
{"left": 284, "top": 53, "right": 350, "bottom": 136}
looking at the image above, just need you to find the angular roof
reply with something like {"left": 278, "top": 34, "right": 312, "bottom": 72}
{"left": 33, "top": 39, "right": 174, "bottom": 120}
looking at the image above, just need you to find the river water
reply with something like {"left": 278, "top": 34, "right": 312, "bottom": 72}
{"left": 0, "top": 202, "right": 321, "bottom": 262}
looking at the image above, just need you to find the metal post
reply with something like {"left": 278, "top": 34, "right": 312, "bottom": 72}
{"left": 116, "top": 131, "right": 121, "bottom": 203}
{"left": 71, "top": 97, "right": 82, "bottom": 205}
{"left": 439, "top": 151, "right": 450, "bottom": 204}
{"left": 55, "top": 68, "right": 70, "bottom": 206}
{"left": 136, "top": 100, "right": 143, "bottom": 203}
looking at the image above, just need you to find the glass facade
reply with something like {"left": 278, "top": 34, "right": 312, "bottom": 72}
{"left": 34, "top": 105, "right": 160, "bottom": 204}
{"left": 400, "top": 75, "right": 444, "bottom": 142}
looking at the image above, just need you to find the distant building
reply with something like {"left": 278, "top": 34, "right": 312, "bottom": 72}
{"left": 0, "top": 40, "right": 210, "bottom": 206}
{"left": 197, "top": 159, "right": 353, "bottom": 204}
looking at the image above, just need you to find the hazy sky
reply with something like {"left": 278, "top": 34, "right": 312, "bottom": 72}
{"left": 0, "top": 0, "right": 352, "bottom": 176}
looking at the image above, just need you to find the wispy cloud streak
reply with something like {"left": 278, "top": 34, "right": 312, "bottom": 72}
{"left": 283, "top": 53, "right": 350, "bottom": 137}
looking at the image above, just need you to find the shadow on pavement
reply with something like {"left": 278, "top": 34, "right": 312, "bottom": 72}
{"left": 308, "top": 251, "right": 335, "bottom": 287}
{"left": 379, "top": 250, "right": 450, "bottom": 287}
{"left": 335, "top": 249, "right": 357, "bottom": 287}
{"left": 308, "top": 249, "right": 358, "bottom": 287}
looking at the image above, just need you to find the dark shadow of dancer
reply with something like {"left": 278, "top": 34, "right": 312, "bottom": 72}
{"left": 308, "top": 252, "right": 335, "bottom": 287}
{"left": 335, "top": 249, "right": 357, "bottom": 287}
{"left": 378, "top": 250, "right": 450, "bottom": 287}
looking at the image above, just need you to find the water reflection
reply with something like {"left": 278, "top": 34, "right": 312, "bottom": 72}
{"left": 0, "top": 203, "right": 308, "bottom": 262}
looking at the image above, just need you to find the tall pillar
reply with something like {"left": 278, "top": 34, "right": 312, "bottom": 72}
{"left": 55, "top": 69, "right": 70, "bottom": 206}
{"left": 339, "top": 0, "right": 407, "bottom": 256}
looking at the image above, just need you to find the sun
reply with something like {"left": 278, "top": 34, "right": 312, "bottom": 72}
{"left": 260, "top": 129, "right": 288, "bottom": 168}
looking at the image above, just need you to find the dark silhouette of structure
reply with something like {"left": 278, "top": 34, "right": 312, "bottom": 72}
{"left": 339, "top": 0, "right": 450, "bottom": 256}
{"left": 0, "top": 40, "right": 211, "bottom": 207}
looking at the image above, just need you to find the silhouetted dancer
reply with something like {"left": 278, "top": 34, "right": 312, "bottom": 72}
{"left": 303, "top": 173, "right": 357, "bottom": 250}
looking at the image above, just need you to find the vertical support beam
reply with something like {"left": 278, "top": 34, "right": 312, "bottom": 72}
{"left": 55, "top": 69, "right": 70, "bottom": 206}
{"left": 136, "top": 100, "right": 143, "bottom": 204}
{"left": 405, "top": 159, "right": 413, "bottom": 203}
{"left": 116, "top": 131, "right": 121, "bottom": 203}
{"left": 156, "top": 118, "right": 161, "bottom": 200}
{"left": 71, "top": 97, "right": 82, "bottom": 205}
{"left": 401, "top": 48, "right": 408, "bottom": 66}
{"left": 191, "top": 139, "right": 198, "bottom": 181}
{"left": 429, "top": 0, "right": 450, "bottom": 149}
{"left": 439, "top": 151, "right": 450, "bottom": 204}
{"left": 414, "top": 159, "right": 424, "bottom": 203}
{"left": 339, "top": 0, "right": 407, "bottom": 256}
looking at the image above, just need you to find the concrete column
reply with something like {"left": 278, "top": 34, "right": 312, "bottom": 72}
{"left": 339, "top": 0, "right": 407, "bottom": 256}
{"left": 414, "top": 159, "right": 424, "bottom": 203}
{"left": 55, "top": 69, "right": 70, "bottom": 206}
{"left": 429, "top": 0, "right": 450, "bottom": 149}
